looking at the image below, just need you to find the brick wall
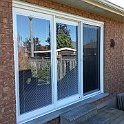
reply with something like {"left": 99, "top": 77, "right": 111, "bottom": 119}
{"left": 0, "top": 0, "right": 16, "bottom": 124}
{"left": 0, "top": 0, "right": 124, "bottom": 124}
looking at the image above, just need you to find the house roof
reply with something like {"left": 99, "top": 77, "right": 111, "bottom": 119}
{"left": 50, "top": 0, "right": 124, "bottom": 22}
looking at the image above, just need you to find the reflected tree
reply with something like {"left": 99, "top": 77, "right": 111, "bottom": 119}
{"left": 24, "top": 37, "right": 49, "bottom": 53}
{"left": 56, "top": 23, "right": 73, "bottom": 49}
{"left": 46, "top": 23, "right": 74, "bottom": 49}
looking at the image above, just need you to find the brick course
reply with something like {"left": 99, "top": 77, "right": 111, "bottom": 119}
{"left": 0, "top": 0, "right": 124, "bottom": 124}
{"left": 0, "top": 0, "right": 16, "bottom": 124}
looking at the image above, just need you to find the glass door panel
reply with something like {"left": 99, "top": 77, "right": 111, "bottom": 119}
{"left": 17, "top": 15, "right": 52, "bottom": 114}
{"left": 83, "top": 24, "right": 100, "bottom": 94}
{"left": 56, "top": 22, "right": 78, "bottom": 100}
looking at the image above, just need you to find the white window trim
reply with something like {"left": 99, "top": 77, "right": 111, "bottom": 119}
{"left": 13, "top": 1, "right": 104, "bottom": 124}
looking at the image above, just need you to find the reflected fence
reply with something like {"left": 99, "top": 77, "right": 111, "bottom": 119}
{"left": 19, "top": 49, "right": 77, "bottom": 113}
{"left": 28, "top": 56, "right": 77, "bottom": 82}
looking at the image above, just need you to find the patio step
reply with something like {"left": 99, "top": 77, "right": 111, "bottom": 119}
{"left": 60, "top": 103, "right": 97, "bottom": 124}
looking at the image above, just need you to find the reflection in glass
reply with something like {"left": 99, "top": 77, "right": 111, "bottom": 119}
{"left": 83, "top": 24, "right": 100, "bottom": 94}
{"left": 17, "top": 15, "right": 52, "bottom": 114}
{"left": 56, "top": 23, "right": 78, "bottom": 100}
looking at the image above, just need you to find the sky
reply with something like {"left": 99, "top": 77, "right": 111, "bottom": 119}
{"left": 107, "top": 0, "right": 124, "bottom": 8}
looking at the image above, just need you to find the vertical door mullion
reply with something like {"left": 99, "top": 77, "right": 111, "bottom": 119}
{"left": 51, "top": 15, "right": 57, "bottom": 107}
{"left": 51, "top": 15, "right": 54, "bottom": 105}
{"left": 13, "top": 12, "right": 21, "bottom": 118}
{"left": 80, "top": 22, "right": 84, "bottom": 98}
{"left": 100, "top": 25, "right": 104, "bottom": 93}
{"left": 78, "top": 22, "right": 82, "bottom": 98}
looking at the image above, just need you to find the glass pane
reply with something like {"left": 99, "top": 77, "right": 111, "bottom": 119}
{"left": 83, "top": 24, "right": 100, "bottom": 94}
{"left": 56, "top": 23, "right": 78, "bottom": 100}
{"left": 17, "top": 15, "right": 52, "bottom": 114}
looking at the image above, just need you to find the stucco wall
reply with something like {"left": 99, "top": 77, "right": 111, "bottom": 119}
{"left": 0, "top": 0, "right": 124, "bottom": 124}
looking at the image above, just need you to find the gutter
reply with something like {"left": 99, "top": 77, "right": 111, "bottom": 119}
{"left": 98, "top": 0, "right": 124, "bottom": 12}
{"left": 83, "top": 0, "right": 124, "bottom": 17}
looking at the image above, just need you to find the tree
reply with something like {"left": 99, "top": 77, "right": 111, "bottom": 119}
{"left": 57, "top": 23, "right": 73, "bottom": 49}
{"left": 33, "top": 37, "right": 41, "bottom": 51}
{"left": 24, "top": 37, "right": 48, "bottom": 53}
{"left": 46, "top": 23, "right": 74, "bottom": 49}
{"left": 56, "top": 31, "right": 73, "bottom": 49}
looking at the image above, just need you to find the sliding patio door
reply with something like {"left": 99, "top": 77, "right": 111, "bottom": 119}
{"left": 14, "top": 5, "right": 103, "bottom": 123}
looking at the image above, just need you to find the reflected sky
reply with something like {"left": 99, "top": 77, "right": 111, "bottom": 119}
{"left": 67, "top": 25, "right": 77, "bottom": 42}
{"left": 17, "top": 15, "right": 100, "bottom": 48}
{"left": 32, "top": 18, "right": 50, "bottom": 46}
{"left": 83, "top": 25, "right": 99, "bottom": 45}
{"left": 17, "top": 15, "right": 77, "bottom": 47}
{"left": 17, "top": 15, "right": 50, "bottom": 46}
{"left": 17, "top": 15, "right": 30, "bottom": 42}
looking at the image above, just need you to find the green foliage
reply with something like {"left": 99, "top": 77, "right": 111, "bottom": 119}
{"left": 37, "top": 66, "right": 50, "bottom": 84}
{"left": 29, "top": 65, "right": 50, "bottom": 84}
{"left": 56, "top": 23, "right": 73, "bottom": 49}
{"left": 27, "top": 64, "right": 51, "bottom": 84}
{"left": 57, "top": 31, "right": 74, "bottom": 49}
{"left": 46, "top": 23, "right": 74, "bottom": 49}
{"left": 30, "top": 66, "right": 37, "bottom": 77}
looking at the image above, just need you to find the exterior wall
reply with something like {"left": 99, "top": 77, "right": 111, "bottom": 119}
{"left": 0, "top": 0, "right": 16, "bottom": 124}
{"left": 0, "top": 0, "right": 124, "bottom": 124}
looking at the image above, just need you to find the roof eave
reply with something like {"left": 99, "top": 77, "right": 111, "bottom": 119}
{"left": 50, "top": 0, "right": 124, "bottom": 22}
{"left": 84, "top": 0, "right": 124, "bottom": 17}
